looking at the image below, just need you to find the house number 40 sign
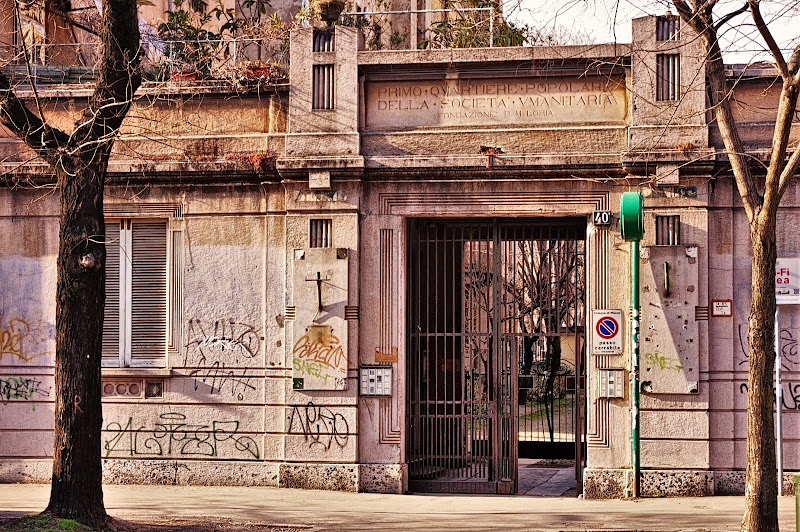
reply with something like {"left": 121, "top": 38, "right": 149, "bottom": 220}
{"left": 593, "top": 211, "right": 612, "bottom": 226}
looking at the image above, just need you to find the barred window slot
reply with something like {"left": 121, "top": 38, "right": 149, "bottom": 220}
{"left": 312, "top": 64, "right": 336, "bottom": 110}
{"left": 310, "top": 219, "right": 333, "bottom": 248}
{"left": 656, "top": 215, "right": 681, "bottom": 245}
{"left": 656, "top": 54, "right": 681, "bottom": 101}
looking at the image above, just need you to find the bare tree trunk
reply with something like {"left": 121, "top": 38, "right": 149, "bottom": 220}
{"left": 0, "top": 0, "right": 140, "bottom": 524}
{"left": 741, "top": 219, "right": 779, "bottom": 532}
{"left": 45, "top": 157, "right": 109, "bottom": 528}
{"left": 544, "top": 337, "right": 561, "bottom": 442}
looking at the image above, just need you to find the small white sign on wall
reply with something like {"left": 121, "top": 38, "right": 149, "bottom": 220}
{"left": 776, "top": 258, "right": 800, "bottom": 305}
{"left": 711, "top": 300, "right": 732, "bottom": 317}
{"left": 592, "top": 309, "right": 623, "bottom": 355}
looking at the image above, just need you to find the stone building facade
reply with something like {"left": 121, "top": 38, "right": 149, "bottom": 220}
{"left": 1, "top": 13, "right": 799, "bottom": 497}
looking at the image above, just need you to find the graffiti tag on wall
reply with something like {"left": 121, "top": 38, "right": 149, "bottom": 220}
{"left": 740, "top": 382, "right": 800, "bottom": 411}
{"left": 0, "top": 318, "right": 52, "bottom": 363}
{"left": 103, "top": 412, "right": 259, "bottom": 459}
{"left": 287, "top": 402, "right": 349, "bottom": 450}
{"left": 643, "top": 352, "right": 683, "bottom": 372}
{"left": 292, "top": 325, "right": 346, "bottom": 390}
{"left": 0, "top": 376, "right": 50, "bottom": 405}
{"left": 184, "top": 319, "right": 260, "bottom": 400}
{"left": 738, "top": 324, "right": 800, "bottom": 371}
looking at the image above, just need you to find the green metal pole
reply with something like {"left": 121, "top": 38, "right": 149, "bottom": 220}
{"left": 620, "top": 191, "right": 644, "bottom": 499}
{"left": 631, "top": 239, "right": 640, "bottom": 498}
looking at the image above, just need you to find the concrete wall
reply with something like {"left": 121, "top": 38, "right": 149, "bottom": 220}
{"left": 0, "top": 181, "right": 370, "bottom": 490}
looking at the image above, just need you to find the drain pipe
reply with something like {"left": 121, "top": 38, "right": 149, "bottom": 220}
{"left": 620, "top": 192, "right": 644, "bottom": 498}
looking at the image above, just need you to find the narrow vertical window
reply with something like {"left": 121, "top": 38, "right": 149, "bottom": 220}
{"left": 310, "top": 218, "right": 332, "bottom": 248}
{"left": 102, "top": 221, "right": 122, "bottom": 367}
{"left": 313, "top": 29, "right": 335, "bottom": 52}
{"left": 656, "top": 54, "right": 680, "bottom": 101}
{"left": 656, "top": 215, "right": 681, "bottom": 245}
{"left": 656, "top": 16, "right": 680, "bottom": 41}
{"left": 312, "top": 64, "right": 335, "bottom": 109}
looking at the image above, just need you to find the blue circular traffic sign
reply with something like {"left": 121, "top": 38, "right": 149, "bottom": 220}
{"left": 596, "top": 316, "right": 619, "bottom": 339}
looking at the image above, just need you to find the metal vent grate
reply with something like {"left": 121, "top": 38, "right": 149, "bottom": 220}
{"left": 310, "top": 218, "right": 332, "bottom": 247}
{"left": 656, "top": 215, "right": 681, "bottom": 245}
{"left": 313, "top": 30, "right": 335, "bottom": 52}
{"left": 656, "top": 16, "right": 680, "bottom": 41}
{"left": 656, "top": 54, "right": 680, "bottom": 101}
{"left": 312, "top": 64, "right": 335, "bottom": 109}
{"left": 145, "top": 380, "right": 164, "bottom": 398}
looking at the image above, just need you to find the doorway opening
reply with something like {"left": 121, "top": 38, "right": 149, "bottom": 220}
{"left": 406, "top": 218, "right": 586, "bottom": 495}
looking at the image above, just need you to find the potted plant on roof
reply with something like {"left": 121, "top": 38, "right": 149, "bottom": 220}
{"left": 158, "top": 0, "right": 222, "bottom": 80}
{"left": 242, "top": 60, "right": 271, "bottom": 80}
{"left": 311, "top": 0, "right": 345, "bottom": 26}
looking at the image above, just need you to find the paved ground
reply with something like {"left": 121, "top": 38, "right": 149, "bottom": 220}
{"left": 0, "top": 482, "right": 797, "bottom": 531}
{"left": 518, "top": 467, "right": 576, "bottom": 497}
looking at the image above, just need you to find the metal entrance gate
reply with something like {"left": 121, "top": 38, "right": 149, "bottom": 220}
{"left": 406, "top": 218, "right": 585, "bottom": 494}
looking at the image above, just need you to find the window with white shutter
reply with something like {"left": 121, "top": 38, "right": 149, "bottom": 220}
{"left": 102, "top": 219, "right": 169, "bottom": 368}
{"left": 102, "top": 222, "right": 121, "bottom": 367}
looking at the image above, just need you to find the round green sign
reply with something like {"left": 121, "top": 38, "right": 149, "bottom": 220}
{"left": 620, "top": 191, "right": 644, "bottom": 241}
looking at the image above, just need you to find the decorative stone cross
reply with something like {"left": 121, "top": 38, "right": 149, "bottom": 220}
{"left": 306, "top": 271, "right": 330, "bottom": 312}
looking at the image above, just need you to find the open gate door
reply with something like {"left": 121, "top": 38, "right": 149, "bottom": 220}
{"left": 406, "top": 218, "right": 585, "bottom": 495}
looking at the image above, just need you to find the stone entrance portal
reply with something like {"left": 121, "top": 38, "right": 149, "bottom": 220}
{"left": 405, "top": 218, "right": 586, "bottom": 494}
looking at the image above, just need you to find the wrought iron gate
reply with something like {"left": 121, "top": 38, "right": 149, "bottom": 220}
{"left": 406, "top": 218, "right": 585, "bottom": 494}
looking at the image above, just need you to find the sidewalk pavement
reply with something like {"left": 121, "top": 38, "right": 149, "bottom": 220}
{"left": 0, "top": 483, "right": 797, "bottom": 531}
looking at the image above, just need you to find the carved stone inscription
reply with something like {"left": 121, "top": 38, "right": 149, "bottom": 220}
{"left": 365, "top": 76, "right": 627, "bottom": 129}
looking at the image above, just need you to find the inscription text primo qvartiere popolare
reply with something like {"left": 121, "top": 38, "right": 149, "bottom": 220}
{"left": 366, "top": 78, "right": 625, "bottom": 127}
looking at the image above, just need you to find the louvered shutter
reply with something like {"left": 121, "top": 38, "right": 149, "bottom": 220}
{"left": 129, "top": 221, "right": 167, "bottom": 367}
{"left": 102, "top": 221, "right": 121, "bottom": 367}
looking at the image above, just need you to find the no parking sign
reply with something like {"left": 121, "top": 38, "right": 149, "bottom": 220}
{"left": 592, "top": 309, "right": 623, "bottom": 355}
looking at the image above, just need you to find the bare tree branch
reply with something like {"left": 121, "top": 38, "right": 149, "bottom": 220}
{"left": 748, "top": 0, "right": 788, "bottom": 78}
{"left": 713, "top": 2, "right": 749, "bottom": 31}
{"left": 674, "top": 0, "right": 761, "bottom": 222}
{"left": 70, "top": 0, "right": 142, "bottom": 158}
{"left": 777, "top": 144, "right": 800, "bottom": 198}
{"left": 762, "top": 78, "right": 799, "bottom": 214}
{"left": 0, "top": 73, "right": 69, "bottom": 166}
{"left": 788, "top": 45, "right": 800, "bottom": 81}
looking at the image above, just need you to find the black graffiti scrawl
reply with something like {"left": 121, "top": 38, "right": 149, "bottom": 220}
{"left": 104, "top": 412, "right": 259, "bottom": 459}
{"left": 738, "top": 324, "right": 800, "bottom": 371}
{"left": 184, "top": 319, "right": 261, "bottom": 400}
{"left": 287, "top": 402, "right": 349, "bottom": 450}
{"left": 0, "top": 376, "right": 50, "bottom": 405}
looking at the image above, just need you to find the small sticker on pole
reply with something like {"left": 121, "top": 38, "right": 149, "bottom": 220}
{"left": 593, "top": 309, "right": 623, "bottom": 355}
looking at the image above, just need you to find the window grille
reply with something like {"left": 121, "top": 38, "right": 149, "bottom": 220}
{"left": 310, "top": 219, "right": 333, "bottom": 248}
{"left": 103, "top": 219, "right": 168, "bottom": 368}
{"left": 313, "top": 30, "right": 335, "bottom": 52}
{"left": 656, "top": 16, "right": 680, "bottom": 41}
{"left": 656, "top": 215, "right": 681, "bottom": 245}
{"left": 656, "top": 54, "right": 680, "bottom": 101}
{"left": 312, "top": 64, "right": 335, "bottom": 110}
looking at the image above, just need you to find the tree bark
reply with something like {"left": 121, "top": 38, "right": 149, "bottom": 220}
{"left": 741, "top": 219, "right": 780, "bottom": 532}
{"left": 44, "top": 155, "right": 110, "bottom": 528}
{"left": 0, "top": 0, "right": 141, "bottom": 525}
{"left": 672, "top": 3, "right": 790, "bottom": 528}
